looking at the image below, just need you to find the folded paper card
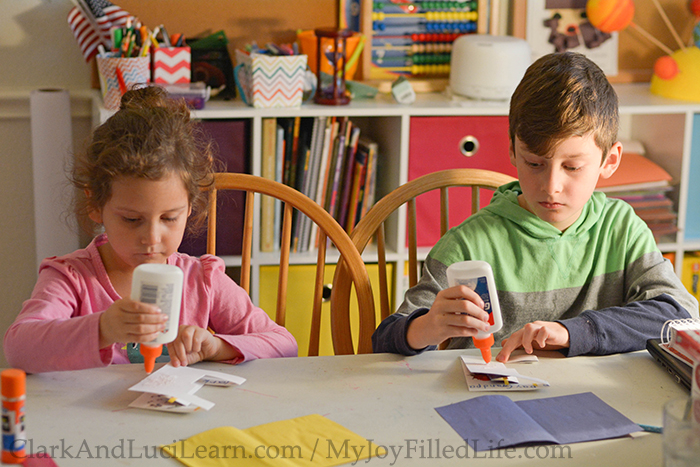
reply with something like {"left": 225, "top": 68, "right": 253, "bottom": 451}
{"left": 435, "top": 392, "right": 641, "bottom": 451}
{"left": 460, "top": 355, "right": 547, "bottom": 391}
{"left": 160, "top": 414, "right": 386, "bottom": 467}
{"left": 128, "top": 365, "right": 246, "bottom": 411}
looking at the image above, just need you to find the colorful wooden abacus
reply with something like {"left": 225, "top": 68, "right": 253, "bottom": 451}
{"left": 368, "top": 0, "right": 481, "bottom": 79}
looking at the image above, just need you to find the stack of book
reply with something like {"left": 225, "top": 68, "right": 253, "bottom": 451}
{"left": 596, "top": 144, "right": 676, "bottom": 242}
{"left": 260, "top": 116, "right": 379, "bottom": 253}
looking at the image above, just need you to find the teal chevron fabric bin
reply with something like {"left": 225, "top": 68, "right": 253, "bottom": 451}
{"left": 234, "top": 51, "right": 307, "bottom": 108}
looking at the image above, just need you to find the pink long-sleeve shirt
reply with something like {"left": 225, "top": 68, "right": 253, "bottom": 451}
{"left": 4, "top": 234, "right": 297, "bottom": 373}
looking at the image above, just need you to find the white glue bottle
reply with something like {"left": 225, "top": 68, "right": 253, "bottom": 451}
{"left": 130, "top": 263, "right": 184, "bottom": 373}
{"left": 446, "top": 260, "right": 503, "bottom": 363}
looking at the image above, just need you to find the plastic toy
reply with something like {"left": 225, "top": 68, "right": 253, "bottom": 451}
{"left": 586, "top": 0, "right": 700, "bottom": 102}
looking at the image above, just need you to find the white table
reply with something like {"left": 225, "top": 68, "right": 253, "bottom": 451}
{"left": 20, "top": 349, "right": 685, "bottom": 466}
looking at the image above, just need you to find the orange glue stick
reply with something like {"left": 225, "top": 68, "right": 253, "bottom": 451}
{"left": 2, "top": 369, "right": 26, "bottom": 464}
{"left": 446, "top": 261, "right": 503, "bottom": 363}
{"left": 131, "top": 264, "right": 184, "bottom": 373}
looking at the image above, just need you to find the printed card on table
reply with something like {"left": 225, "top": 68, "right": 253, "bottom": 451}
{"left": 460, "top": 355, "right": 549, "bottom": 391}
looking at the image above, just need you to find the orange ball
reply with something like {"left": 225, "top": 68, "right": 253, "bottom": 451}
{"left": 691, "top": 0, "right": 700, "bottom": 18}
{"left": 586, "top": 0, "right": 635, "bottom": 33}
{"left": 654, "top": 56, "right": 679, "bottom": 80}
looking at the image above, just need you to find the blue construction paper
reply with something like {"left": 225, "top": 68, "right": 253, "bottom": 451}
{"left": 435, "top": 392, "right": 641, "bottom": 451}
{"left": 436, "top": 395, "right": 556, "bottom": 451}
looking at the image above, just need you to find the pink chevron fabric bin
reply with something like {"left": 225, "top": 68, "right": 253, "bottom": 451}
{"left": 96, "top": 56, "right": 150, "bottom": 110}
{"left": 234, "top": 51, "right": 307, "bottom": 108}
{"left": 153, "top": 47, "right": 191, "bottom": 84}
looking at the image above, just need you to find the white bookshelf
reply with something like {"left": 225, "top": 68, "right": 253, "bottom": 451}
{"left": 95, "top": 83, "right": 700, "bottom": 307}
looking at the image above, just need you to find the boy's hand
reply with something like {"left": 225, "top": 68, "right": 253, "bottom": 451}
{"left": 99, "top": 299, "right": 168, "bottom": 349}
{"left": 496, "top": 321, "right": 569, "bottom": 362}
{"left": 167, "top": 325, "right": 241, "bottom": 367}
{"left": 406, "top": 285, "right": 491, "bottom": 350}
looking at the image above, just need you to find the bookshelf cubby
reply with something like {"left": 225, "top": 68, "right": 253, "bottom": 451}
{"left": 95, "top": 83, "right": 700, "bottom": 352}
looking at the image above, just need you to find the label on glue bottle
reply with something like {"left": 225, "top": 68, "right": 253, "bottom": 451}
{"left": 131, "top": 263, "right": 184, "bottom": 345}
{"left": 1, "top": 405, "right": 25, "bottom": 455}
{"left": 446, "top": 260, "right": 503, "bottom": 338}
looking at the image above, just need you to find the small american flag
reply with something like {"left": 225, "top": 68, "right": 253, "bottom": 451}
{"left": 67, "top": 0, "right": 131, "bottom": 62}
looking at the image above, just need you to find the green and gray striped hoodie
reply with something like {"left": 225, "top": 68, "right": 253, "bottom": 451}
{"left": 372, "top": 181, "right": 699, "bottom": 356}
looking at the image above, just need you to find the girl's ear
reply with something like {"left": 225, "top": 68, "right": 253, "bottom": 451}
{"left": 84, "top": 189, "right": 103, "bottom": 224}
{"left": 599, "top": 141, "right": 623, "bottom": 180}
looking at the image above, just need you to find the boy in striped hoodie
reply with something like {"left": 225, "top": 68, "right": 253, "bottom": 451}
{"left": 372, "top": 52, "right": 698, "bottom": 361}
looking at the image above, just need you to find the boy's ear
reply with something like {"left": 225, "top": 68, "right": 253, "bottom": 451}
{"left": 509, "top": 142, "right": 516, "bottom": 167}
{"left": 599, "top": 141, "right": 623, "bottom": 180}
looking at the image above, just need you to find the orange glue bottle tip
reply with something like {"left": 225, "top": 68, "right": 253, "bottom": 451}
{"left": 140, "top": 344, "right": 163, "bottom": 374}
{"left": 474, "top": 334, "right": 494, "bottom": 364}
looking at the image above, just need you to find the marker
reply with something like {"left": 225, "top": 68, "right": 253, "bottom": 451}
{"left": 638, "top": 424, "right": 662, "bottom": 433}
{"left": 159, "top": 25, "right": 171, "bottom": 47}
{"left": 115, "top": 66, "right": 128, "bottom": 95}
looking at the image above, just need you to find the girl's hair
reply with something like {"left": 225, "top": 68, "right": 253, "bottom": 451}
{"left": 509, "top": 51, "right": 619, "bottom": 162}
{"left": 71, "top": 86, "right": 215, "bottom": 235}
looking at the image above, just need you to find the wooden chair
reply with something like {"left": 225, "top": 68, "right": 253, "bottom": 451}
{"left": 331, "top": 168, "right": 516, "bottom": 352}
{"left": 206, "top": 172, "right": 375, "bottom": 356}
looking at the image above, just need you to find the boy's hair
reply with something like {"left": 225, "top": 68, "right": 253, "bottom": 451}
{"left": 71, "top": 85, "right": 216, "bottom": 235}
{"left": 509, "top": 52, "right": 619, "bottom": 162}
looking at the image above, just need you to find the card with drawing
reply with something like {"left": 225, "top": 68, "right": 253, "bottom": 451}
{"left": 129, "top": 393, "right": 202, "bottom": 413}
{"left": 128, "top": 365, "right": 246, "bottom": 412}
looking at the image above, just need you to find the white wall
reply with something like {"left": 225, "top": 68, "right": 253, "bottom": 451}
{"left": 0, "top": 1, "right": 95, "bottom": 366}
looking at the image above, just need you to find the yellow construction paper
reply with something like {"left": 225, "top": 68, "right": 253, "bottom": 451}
{"left": 161, "top": 414, "right": 386, "bottom": 467}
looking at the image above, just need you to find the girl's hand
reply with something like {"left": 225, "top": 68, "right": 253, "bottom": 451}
{"left": 167, "top": 325, "right": 241, "bottom": 367}
{"left": 406, "top": 285, "right": 491, "bottom": 350}
{"left": 496, "top": 321, "right": 570, "bottom": 363}
{"left": 99, "top": 299, "right": 168, "bottom": 349}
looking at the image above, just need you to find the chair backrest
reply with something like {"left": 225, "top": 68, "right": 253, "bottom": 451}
{"left": 331, "top": 168, "right": 516, "bottom": 351}
{"left": 206, "top": 172, "right": 375, "bottom": 356}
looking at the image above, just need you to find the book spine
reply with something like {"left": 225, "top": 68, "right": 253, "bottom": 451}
{"left": 291, "top": 118, "right": 314, "bottom": 252}
{"left": 289, "top": 116, "right": 302, "bottom": 189}
{"left": 337, "top": 125, "right": 361, "bottom": 229}
{"left": 346, "top": 146, "right": 368, "bottom": 234}
{"left": 281, "top": 118, "right": 294, "bottom": 186}
{"left": 309, "top": 117, "right": 333, "bottom": 250}
{"left": 327, "top": 118, "right": 348, "bottom": 221}
{"left": 359, "top": 140, "right": 378, "bottom": 217}
{"left": 273, "top": 124, "right": 285, "bottom": 251}
{"left": 299, "top": 117, "right": 324, "bottom": 252}
{"left": 260, "top": 118, "right": 277, "bottom": 253}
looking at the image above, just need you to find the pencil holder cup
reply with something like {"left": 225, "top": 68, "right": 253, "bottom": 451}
{"left": 96, "top": 55, "right": 150, "bottom": 110}
{"left": 234, "top": 51, "right": 307, "bottom": 108}
{"left": 152, "top": 47, "right": 191, "bottom": 84}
